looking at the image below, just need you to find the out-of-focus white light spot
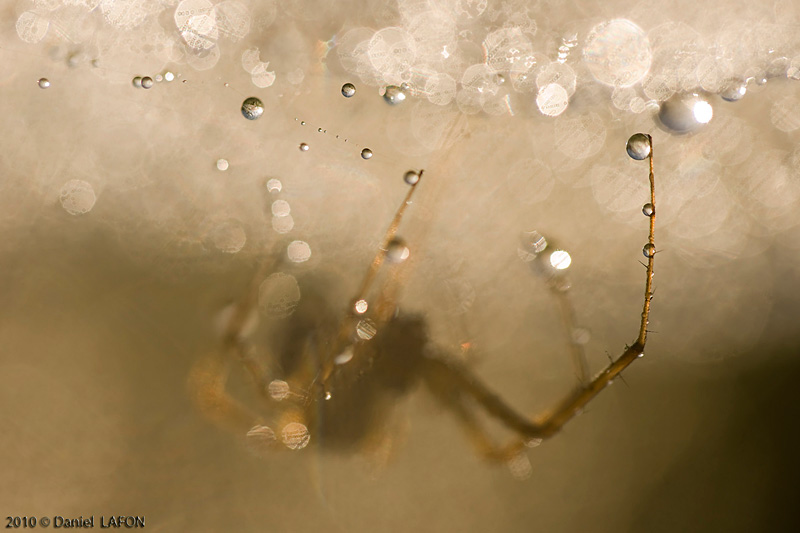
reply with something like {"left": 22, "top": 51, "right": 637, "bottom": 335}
{"left": 287, "top": 240, "right": 311, "bottom": 262}
{"left": 268, "top": 380, "right": 290, "bottom": 401}
{"left": 583, "top": 19, "right": 651, "bottom": 87}
{"left": 271, "top": 200, "right": 290, "bottom": 217}
{"left": 271, "top": 214, "right": 294, "bottom": 234}
{"left": 59, "top": 180, "right": 97, "bottom": 216}
{"left": 335, "top": 347, "right": 354, "bottom": 365}
{"left": 549, "top": 250, "right": 572, "bottom": 270}
{"left": 354, "top": 299, "right": 368, "bottom": 314}
{"left": 216, "top": 158, "right": 229, "bottom": 171}
{"left": 266, "top": 178, "right": 282, "bottom": 193}
{"left": 693, "top": 100, "right": 713, "bottom": 124}
{"left": 536, "top": 83, "right": 569, "bottom": 117}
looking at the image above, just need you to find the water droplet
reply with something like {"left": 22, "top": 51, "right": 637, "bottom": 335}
{"left": 720, "top": 81, "right": 746, "bottom": 102}
{"left": 268, "top": 380, "right": 290, "bottom": 401}
{"left": 403, "top": 170, "right": 420, "bottom": 185}
{"left": 643, "top": 243, "right": 656, "bottom": 258}
{"left": 266, "top": 178, "right": 282, "bottom": 193}
{"left": 549, "top": 250, "right": 572, "bottom": 270}
{"left": 241, "top": 96, "right": 264, "bottom": 120}
{"left": 383, "top": 85, "right": 407, "bottom": 105}
{"left": 216, "top": 158, "right": 229, "bottom": 171}
{"left": 281, "top": 422, "right": 310, "bottom": 450}
{"left": 59, "top": 179, "right": 96, "bottom": 216}
{"left": 571, "top": 327, "right": 591, "bottom": 345}
{"left": 354, "top": 299, "right": 369, "bottom": 314}
{"left": 360, "top": 148, "right": 373, "bottom": 160}
{"left": 341, "top": 82, "right": 356, "bottom": 97}
{"left": 626, "top": 133, "right": 651, "bottom": 160}
{"left": 642, "top": 203, "right": 655, "bottom": 216}
{"left": 317, "top": 127, "right": 323, "bottom": 133}
{"left": 300, "top": 121, "right": 306, "bottom": 126}
{"left": 131, "top": 76, "right": 142, "bottom": 88}
{"left": 518, "top": 231, "right": 548, "bottom": 262}
{"left": 37, "top": 78, "right": 50, "bottom": 89}
{"left": 385, "top": 238, "right": 409, "bottom": 263}
{"left": 657, "top": 93, "right": 713, "bottom": 134}
{"left": 141, "top": 76, "right": 154, "bottom": 89}
{"left": 164, "top": 71, "right": 175, "bottom": 82}
{"left": 356, "top": 319, "right": 377, "bottom": 340}
{"left": 324, "top": 391, "right": 332, "bottom": 400}
{"left": 299, "top": 143, "right": 309, "bottom": 152}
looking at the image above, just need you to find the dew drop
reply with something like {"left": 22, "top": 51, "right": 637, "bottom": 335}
{"left": 643, "top": 243, "right": 656, "bottom": 257}
{"left": 341, "top": 82, "right": 356, "bottom": 97}
{"left": 241, "top": 96, "right": 264, "bottom": 120}
{"left": 324, "top": 392, "right": 332, "bottom": 400}
{"left": 141, "top": 76, "right": 154, "bottom": 89}
{"left": 361, "top": 148, "right": 373, "bottom": 160}
{"left": 720, "top": 81, "right": 746, "bottom": 102}
{"left": 626, "top": 133, "right": 651, "bottom": 160}
{"left": 385, "top": 238, "right": 410, "bottom": 263}
{"left": 403, "top": 170, "right": 420, "bottom": 185}
{"left": 383, "top": 85, "right": 407, "bottom": 105}
{"left": 37, "top": 78, "right": 50, "bottom": 89}
{"left": 299, "top": 142, "right": 309, "bottom": 152}
{"left": 216, "top": 158, "right": 229, "bottom": 171}
{"left": 356, "top": 319, "right": 377, "bottom": 340}
{"left": 642, "top": 203, "right": 654, "bottom": 216}
{"left": 657, "top": 93, "right": 713, "bottom": 134}
{"left": 132, "top": 76, "right": 142, "bottom": 88}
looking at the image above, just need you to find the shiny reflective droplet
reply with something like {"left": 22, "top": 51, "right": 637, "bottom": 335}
{"left": 59, "top": 179, "right": 96, "bottom": 216}
{"left": 216, "top": 158, "right": 229, "bottom": 171}
{"left": 335, "top": 347, "right": 354, "bottom": 365}
{"left": 383, "top": 85, "right": 407, "bottom": 105}
{"left": 341, "top": 82, "right": 356, "bottom": 97}
{"left": 657, "top": 93, "right": 713, "bottom": 134}
{"left": 571, "top": 327, "right": 591, "bottom": 345}
{"left": 549, "top": 250, "right": 572, "bottom": 270}
{"left": 132, "top": 76, "right": 142, "bottom": 88}
{"left": 385, "top": 238, "right": 409, "bottom": 263}
{"left": 518, "top": 231, "right": 548, "bottom": 262}
{"left": 268, "top": 380, "right": 290, "bottom": 401}
{"left": 164, "top": 71, "right": 175, "bottom": 82}
{"left": 720, "top": 81, "right": 746, "bottom": 102}
{"left": 361, "top": 148, "right": 373, "bottom": 160}
{"left": 642, "top": 203, "right": 655, "bottom": 216}
{"left": 281, "top": 422, "right": 310, "bottom": 450}
{"left": 643, "top": 243, "right": 656, "bottom": 258}
{"left": 356, "top": 319, "right": 377, "bottom": 341}
{"left": 317, "top": 127, "right": 323, "bottom": 133}
{"left": 154, "top": 74, "right": 163, "bottom": 82}
{"left": 271, "top": 199, "right": 291, "bottom": 217}
{"left": 299, "top": 142, "right": 309, "bottom": 151}
{"left": 287, "top": 240, "right": 311, "bottom": 262}
{"left": 324, "top": 391, "right": 332, "bottom": 400}
{"left": 141, "top": 76, "right": 154, "bottom": 89}
{"left": 300, "top": 121, "right": 306, "bottom": 125}
{"left": 241, "top": 96, "right": 264, "bottom": 120}
{"left": 37, "top": 78, "right": 50, "bottom": 89}
{"left": 354, "top": 299, "right": 369, "bottom": 314}
{"left": 266, "top": 178, "right": 282, "bottom": 193}
{"left": 626, "top": 133, "right": 651, "bottom": 160}
{"left": 403, "top": 170, "right": 420, "bottom": 185}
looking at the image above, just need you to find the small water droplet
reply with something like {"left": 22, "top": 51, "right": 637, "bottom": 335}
{"left": 385, "top": 238, "right": 409, "bottom": 263}
{"left": 299, "top": 143, "right": 309, "bottom": 152}
{"left": 360, "top": 148, "right": 373, "bottom": 160}
{"left": 341, "top": 82, "right": 356, "bottom": 97}
{"left": 356, "top": 319, "right": 377, "bottom": 340}
{"left": 300, "top": 121, "right": 306, "bottom": 126}
{"left": 626, "top": 133, "right": 651, "bottom": 160}
{"left": 403, "top": 170, "right": 420, "bottom": 185}
{"left": 141, "top": 76, "right": 154, "bottom": 89}
{"left": 241, "top": 96, "right": 264, "bottom": 120}
{"left": 720, "top": 81, "right": 746, "bottom": 102}
{"left": 642, "top": 203, "right": 654, "bottom": 217}
{"left": 354, "top": 299, "right": 369, "bottom": 314}
{"left": 324, "top": 391, "right": 332, "bottom": 400}
{"left": 317, "top": 127, "right": 323, "bottom": 133}
{"left": 132, "top": 76, "right": 142, "bottom": 88}
{"left": 216, "top": 158, "right": 229, "bottom": 171}
{"left": 383, "top": 85, "right": 407, "bottom": 105}
{"left": 643, "top": 243, "right": 656, "bottom": 257}
{"left": 37, "top": 78, "right": 50, "bottom": 89}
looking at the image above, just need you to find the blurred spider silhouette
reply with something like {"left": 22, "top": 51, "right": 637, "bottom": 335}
{"left": 189, "top": 134, "right": 658, "bottom": 468}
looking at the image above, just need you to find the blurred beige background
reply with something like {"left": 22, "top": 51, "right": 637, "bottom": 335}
{"left": 1, "top": 1, "right": 799, "bottom": 531}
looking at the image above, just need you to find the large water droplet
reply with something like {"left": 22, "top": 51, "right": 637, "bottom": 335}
{"left": 341, "top": 82, "right": 356, "bottom": 97}
{"left": 131, "top": 76, "right": 142, "bottom": 88}
{"left": 657, "top": 93, "right": 713, "bottom": 134}
{"left": 643, "top": 243, "right": 656, "bottom": 257}
{"left": 385, "top": 238, "right": 409, "bottom": 263}
{"left": 361, "top": 148, "right": 373, "bottom": 160}
{"left": 642, "top": 203, "right": 654, "bottom": 216}
{"left": 626, "top": 133, "right": 651, "bottom": 160}
{"left": 403, "top": 170, "right": 420, "bottom": 185}
{"left": 141, "top": 76, "right": 154, "bottom": 89}
{"left": 383, "top": 85, "right": 407, "bottom": 105}
{"left": 241, "top": 96, "right": 264, "bottom": 120}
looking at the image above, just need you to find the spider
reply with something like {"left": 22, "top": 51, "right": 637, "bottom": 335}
{"left": 188, "top": 133, "right": 658, "bottom": 466}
